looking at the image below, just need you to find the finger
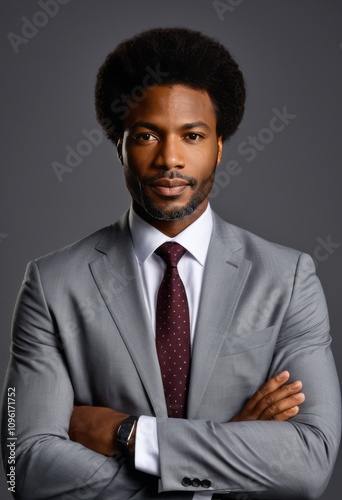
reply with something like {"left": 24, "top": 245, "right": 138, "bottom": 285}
{"left": 244, "top": 371, "right": 290, "bottom": 411}
{"left": 259, "top": 392, "right": 305, "bottom": 420}
{"left": 254, "top": 380, "right": 303, "bottom": 415}
{"left": 264, "top": 405, "right": 300, "bottom": 421}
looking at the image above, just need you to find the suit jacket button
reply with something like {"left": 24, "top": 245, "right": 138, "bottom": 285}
{"left": 191, "top": 478, "right": 201, "bottom": 487}
{"left": 201, "top": 479, "right": 211, "bottom": 488}
{"left": 181, "top": 477, "right": 192, "bottom": 487}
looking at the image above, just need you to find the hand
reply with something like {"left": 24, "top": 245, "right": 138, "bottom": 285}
{"left": 69, "top": 406, "right": 129, "bottom": 456}
{"left": 230, "top": 370, "right": 305, "bottom": 422}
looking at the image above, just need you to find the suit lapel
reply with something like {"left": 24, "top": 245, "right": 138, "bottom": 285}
{"left": 89, "top": 213, "right": 168, "bottom": 417}
{"left": 88, "top": 211, "right": 251, "bottom": 420}
{"left": 187, "top": 213, "right": 251, "bottom": 418}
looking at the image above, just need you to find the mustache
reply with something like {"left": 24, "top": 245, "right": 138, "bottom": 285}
{"left": 141, "top": 172, "right": 197, "bottom": 187}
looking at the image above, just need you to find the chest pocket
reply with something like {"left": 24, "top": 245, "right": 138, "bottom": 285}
{"left": 218, "top": 325, "right": 274, "bottom": 356}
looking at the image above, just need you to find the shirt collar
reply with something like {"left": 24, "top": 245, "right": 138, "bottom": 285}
{"left": 129, "top": 203, "right": 213, "bottom": 266}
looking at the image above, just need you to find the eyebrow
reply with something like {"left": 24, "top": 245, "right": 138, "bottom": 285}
{"left": 129, "top": 120, "right": 211, "bottom": 132}
{"left": 180, "top": 121, "right": 211, "bottom": 131}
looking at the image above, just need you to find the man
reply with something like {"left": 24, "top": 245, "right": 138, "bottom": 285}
{"left": 1, "top": 27, "right": 341, "bottom": 499}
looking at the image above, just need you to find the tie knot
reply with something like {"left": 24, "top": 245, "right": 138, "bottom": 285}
{"left": 155, "top": 242, "right": 186, "bottom": 268}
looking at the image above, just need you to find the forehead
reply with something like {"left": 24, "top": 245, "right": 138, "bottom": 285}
{"left": 123, "top": 84, "right": 217, "bottom": 129}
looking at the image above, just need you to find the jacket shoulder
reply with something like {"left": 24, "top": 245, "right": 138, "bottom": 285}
{"left": 33, "top": 212, "right": 129, "bottom": 273}
{"left": 213, "top": 212, "right": 304, "bottom": 271}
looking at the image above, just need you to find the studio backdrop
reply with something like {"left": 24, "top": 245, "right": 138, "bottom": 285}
{"left": 1, "top": 1, "right": 341, "bottom": 498}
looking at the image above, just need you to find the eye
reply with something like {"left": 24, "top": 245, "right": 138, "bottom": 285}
{"left": 185, "top": 133, "right": 204, "bottom": 142}
{"left": 132, "top": 133, "right": 157, "bottom": 142}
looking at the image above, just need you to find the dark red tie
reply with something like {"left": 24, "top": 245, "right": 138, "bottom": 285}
{"left": 155, "top": 242, "right": 191, "bottom": 418}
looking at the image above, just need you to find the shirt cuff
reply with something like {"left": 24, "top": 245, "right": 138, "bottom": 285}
{"left": 135, "top": 415, "right": 160, "bottom": 476}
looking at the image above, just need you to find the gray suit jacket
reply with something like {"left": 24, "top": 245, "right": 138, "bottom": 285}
{"left": 1, "top": 211, "right": 341, "bottom": 499}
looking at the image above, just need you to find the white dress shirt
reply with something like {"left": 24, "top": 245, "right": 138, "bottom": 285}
{"left": 129, "top": 204, "right": 213, "bottom": 499}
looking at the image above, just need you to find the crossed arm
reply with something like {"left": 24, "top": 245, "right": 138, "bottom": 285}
{"left": 69, "top": 370, "right": 306, "bottom": 457}
{"left": 47, "top": 251, "right": 342, "bottom": 498}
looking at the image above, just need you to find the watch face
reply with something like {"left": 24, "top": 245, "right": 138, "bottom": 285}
{"left": 117, "top": 416, "right": 137, "bottom": 446}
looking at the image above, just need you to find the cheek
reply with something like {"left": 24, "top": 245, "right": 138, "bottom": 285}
{"left": 124, "top": 149, "right": 151, "bottom": 175}
{"left": 191, "top": 141, "right": 218, "bottom": 161}
{"left": 123, "top": 162, "right": 140, "bottom": 189}
{"left": 187, "top": 147, "right": 218, "bottom": 176}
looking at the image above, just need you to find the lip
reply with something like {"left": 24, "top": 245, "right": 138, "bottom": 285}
{"left": 149, "top": 179, "right": 190, "bottom": 197}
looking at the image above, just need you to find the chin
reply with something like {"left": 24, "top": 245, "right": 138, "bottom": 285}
{"left": 143, "top": 198, "right": 201, "bottom": 221}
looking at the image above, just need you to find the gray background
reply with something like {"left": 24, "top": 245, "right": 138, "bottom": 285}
{"left": 1, "top": 0, "right": 341, "bottom": 497}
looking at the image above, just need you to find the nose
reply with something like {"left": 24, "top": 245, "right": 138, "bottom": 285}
{"left": 154, "top": 136, "right": 185, "bottom": 170}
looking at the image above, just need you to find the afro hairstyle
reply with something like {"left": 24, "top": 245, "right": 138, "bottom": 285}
{"left": 95, "top": 27, "right": 246, "bottom": 144}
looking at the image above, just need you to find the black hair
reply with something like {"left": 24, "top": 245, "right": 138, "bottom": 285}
{"left": 95, "top": 27, "right": 246, "bottom": 143}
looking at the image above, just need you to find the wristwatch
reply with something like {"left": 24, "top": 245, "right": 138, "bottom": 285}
{"left": 117, "top": 415, "right": 138, "bottom": 460}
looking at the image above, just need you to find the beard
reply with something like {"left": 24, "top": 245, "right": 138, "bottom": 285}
{"left": 125, "top": 166, "right": 216, "bottom": 221}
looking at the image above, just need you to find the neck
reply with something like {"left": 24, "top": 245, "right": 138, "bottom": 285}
{"left": 132, "top": 200, "right": 208, "bottom": 237}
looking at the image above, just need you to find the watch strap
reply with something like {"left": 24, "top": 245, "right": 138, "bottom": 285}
{"left": 117, "top": 415, "right": 138, "bottom": 461}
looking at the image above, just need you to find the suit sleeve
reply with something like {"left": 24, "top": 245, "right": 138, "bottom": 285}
{"left": 0, "top": 261, "right": 148, "bottom": 500}
{"left": 156, "top": 253, "right": 342, "bottom": 498}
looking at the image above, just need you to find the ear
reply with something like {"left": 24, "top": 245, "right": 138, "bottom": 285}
{"left": 216, "top": 136, "right": 223, "bottom": 165}
{"left": 116, "top": 138, "right": 124, "bottom": 165}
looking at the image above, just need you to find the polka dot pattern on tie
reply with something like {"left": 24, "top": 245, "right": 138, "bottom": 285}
{"left": 155, "top": 242, "right": 191, "bottom": 419}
